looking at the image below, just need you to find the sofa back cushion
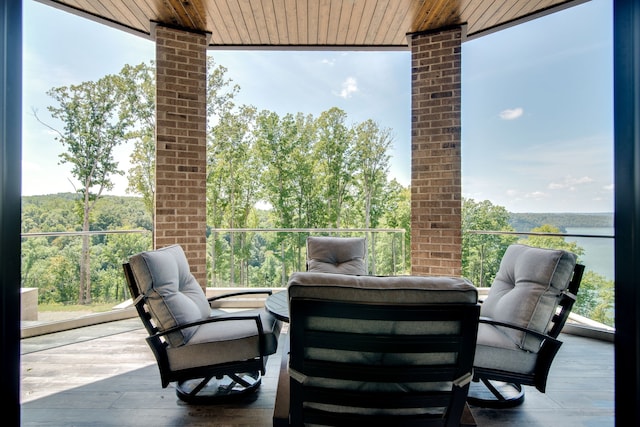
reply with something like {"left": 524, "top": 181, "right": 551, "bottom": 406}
{"left": 288, "top": 271, "right": 477, "bottom": 305}
{"left": 481, "top": 244, "right": 577, "bottom": 351}
{"left": 128, "top": 245, "right": 211, "bottom": 347}
{"left": 306, "top": 236, "right": 367, "bottom": 275}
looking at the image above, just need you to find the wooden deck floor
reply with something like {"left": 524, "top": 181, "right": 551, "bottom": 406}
{"left": 20, "top": 318, "right": 614, "bottom": 426}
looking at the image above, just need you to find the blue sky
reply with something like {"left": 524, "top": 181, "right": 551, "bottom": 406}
{"left": 22, "top": 0, "right": 613, "bottom": 213}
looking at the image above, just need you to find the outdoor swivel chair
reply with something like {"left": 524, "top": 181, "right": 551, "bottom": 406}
{"left": 123, "top": 244, "right": 282, "bottom": 403}
{"left": 468, "top": 244, "right": 584, "bottom": 408}
{"left": 274, "top": 271, "right": 480, "bottom": 427}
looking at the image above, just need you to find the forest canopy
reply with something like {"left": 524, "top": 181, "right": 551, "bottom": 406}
{"left": 22, "top": 59, "right": 614, "bottom": 327}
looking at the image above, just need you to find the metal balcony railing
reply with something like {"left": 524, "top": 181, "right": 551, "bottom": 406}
{"left": 20, "top": 227, "right": 614, "bottom": 336}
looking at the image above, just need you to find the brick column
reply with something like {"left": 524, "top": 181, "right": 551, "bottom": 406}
{"left": 154, "top": 25, "right": 208, "bottom": 287}
{"left": 409, "top": 26, "right": 464, "bottom": 276}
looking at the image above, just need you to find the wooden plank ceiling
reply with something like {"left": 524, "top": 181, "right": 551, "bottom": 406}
{"left": 39, "top": 0, "right": 585, "bottom": 48}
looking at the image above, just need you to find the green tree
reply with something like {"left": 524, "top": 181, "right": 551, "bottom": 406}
{"left": 573, "top": 270, "right": 614, "bottom": 327}
{"left": 462, "top": 198, "right": 517, "bottom": 287}
{"left": 202, "top": 57, "right": 241, "bottom": 285}
{"left": 254, "top": 111, "right": 320, "bottom": 280}
{"left": 121, "top": 62, "right": 156, "bottom": 222}
{"left": 38, "top": 71, "right": 135, "bottom": 304}
{"left": 208, "top": 104, "right": 258, "bottom": 285}
{"left": 205, "top": 56, "right": 240, "bottom": 122}
{"left": 22, "top": 194, "right": 152, "bottom": 305}
{"left": 517, "top": 224, "right": 585, "bottom": 255}
{"left": 314, "top": 107, "right": 355, "bottom": 228}
{"left": 255, "top": 110, "right": 298, "bottom": 284}
{"left": 353, "top": 119, "right": 392, "bottom": 274}
{"left": 377, "top": 179, "right": 411, "bottom": 274}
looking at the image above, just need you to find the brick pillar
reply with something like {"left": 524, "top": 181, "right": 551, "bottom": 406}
{"left": 154, "top": 25, "right": 208, "bottom": 287}
{"left": 409, "top": 26, "right": 464, "bottom": 276}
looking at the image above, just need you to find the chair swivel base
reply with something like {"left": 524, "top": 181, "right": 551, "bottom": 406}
{"left": 466, "top": 378, "right": 525, "bottom": 408}
{"left": 176, "top": 371, "right": 262, "bottom": 404}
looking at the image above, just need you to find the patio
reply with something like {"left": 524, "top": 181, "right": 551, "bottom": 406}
{"left": 20, "top": 318, "right": 614, "bottom": 426}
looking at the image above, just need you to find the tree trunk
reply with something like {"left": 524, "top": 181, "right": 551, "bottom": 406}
{"left": 229, "top": 231, "right": 235, "bottom": 285}
{"left": 240, "top": 233, "right": 246, "bottom": 286}
{"left": 211, "top": 231, "right": 217, "bottom": 287}
{"left": 79, "top": 211, "right": 91, "bottom": 305}
{"left": 365, "top": 192, "right": 373, "bottom": 275}
{"left": 281, "top": 242, "right": 286, "bottom": 287}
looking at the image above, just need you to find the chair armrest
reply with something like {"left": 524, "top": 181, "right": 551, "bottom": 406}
{"left": 153, "top": 313, "right": 264, "bottom": 339}
{"left": 479, "top": 317, "right": 560, "bottom": 345}
{"left": 207, "top": 289, "right": 273, "bottom": 303}
{"left": 479, "top": 317, "right": 566, "bottom": 392}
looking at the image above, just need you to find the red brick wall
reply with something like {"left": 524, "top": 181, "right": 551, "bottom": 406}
{"left": 409, "top": 26, "right": 464, "bottom": 276}
{"left": 154, "top": 25, "right": 208, "bottom": 287}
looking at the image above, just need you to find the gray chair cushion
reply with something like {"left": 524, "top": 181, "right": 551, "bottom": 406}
{"left": 478, "top": 244, "right": 577, "bottom": 353}
{"left": 167, "top": 309, "right": 281, "bottom": 370}
{"left": 306, "top": 236, "right": 367, "bottom": 275}
{"left": 128, "top": 244, "right": 211, "bottom": 347}
{"left": 474, "top": 322, "right": 539, "bottom": 375}
{"left": 288, "top": 271, "right": 478, "bottom": 305}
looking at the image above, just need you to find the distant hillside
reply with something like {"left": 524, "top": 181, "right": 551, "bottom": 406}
{"left": 22, "top": 193, "right": 152, "bottom": 233}
{"left": 508, "top": 212, "right": 613, "bottom": 233}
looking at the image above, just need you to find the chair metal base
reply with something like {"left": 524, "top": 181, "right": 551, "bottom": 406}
{"left": 176, "top": 371, "right": 262, "bottom": 404}
{"left": 466, "top": 378, "right": 525, "bottom": 408}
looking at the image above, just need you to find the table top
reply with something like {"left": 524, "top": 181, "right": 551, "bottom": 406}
{"left": 265, "top": 290, "right": 289, "bottom": 322}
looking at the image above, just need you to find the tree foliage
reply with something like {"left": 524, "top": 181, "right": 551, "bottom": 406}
{"left": 462, "top": 198, "right": 517, "bottom": 287}
{"left": 26, "top": 60, "right": 613, "bottom": 328}
{"left": 21, "top": 194, "right": 152, "bottom": 305}
{"left": 123, "top": 62, "right": 156, "bottom": 222}
{"left": 37, "top": 68, "right": 140, "bottom": 304}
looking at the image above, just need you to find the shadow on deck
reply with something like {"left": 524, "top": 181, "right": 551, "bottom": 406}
{"left": 20, "top": 318, "right": 614, "bottom": 426}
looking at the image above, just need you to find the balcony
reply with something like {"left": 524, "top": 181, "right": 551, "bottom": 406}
{"left": 20, "top": 227, "right": 615, "bottom": 335}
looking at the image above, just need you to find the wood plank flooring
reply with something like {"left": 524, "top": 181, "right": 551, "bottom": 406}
{"left": 20, "top": 318, "right": 614, "bottom": 426}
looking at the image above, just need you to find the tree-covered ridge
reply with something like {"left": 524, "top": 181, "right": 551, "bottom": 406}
{"left": 509, "top": 212, "right": 613, "bottom": 232}
{"left": 22, "top": 193, "right": 151, "bottom": 233}
{"left": 21, "top": 193, "right": 152, "bottom": 306}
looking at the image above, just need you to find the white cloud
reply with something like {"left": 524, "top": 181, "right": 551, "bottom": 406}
{"left": 548, "top": 175, "right": 594, "bottom": 190}
{"left": 336, "top": 77, "right": 358, "bottom": 99}
{"left": 506, "top": 189, "right": 548, "bottom": 199}
{"left": 526, "top": 191, "right": 549, "bottom": 200}
{"left": 321, "top": 58, "right": 335, "bottom": 66}
{"left": 499, "top": 107, "right": 524, "bottom": 120}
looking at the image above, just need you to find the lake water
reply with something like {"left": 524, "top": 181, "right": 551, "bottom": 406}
{"left": 564, "top": 227, "right": 614, "bottom": 280}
